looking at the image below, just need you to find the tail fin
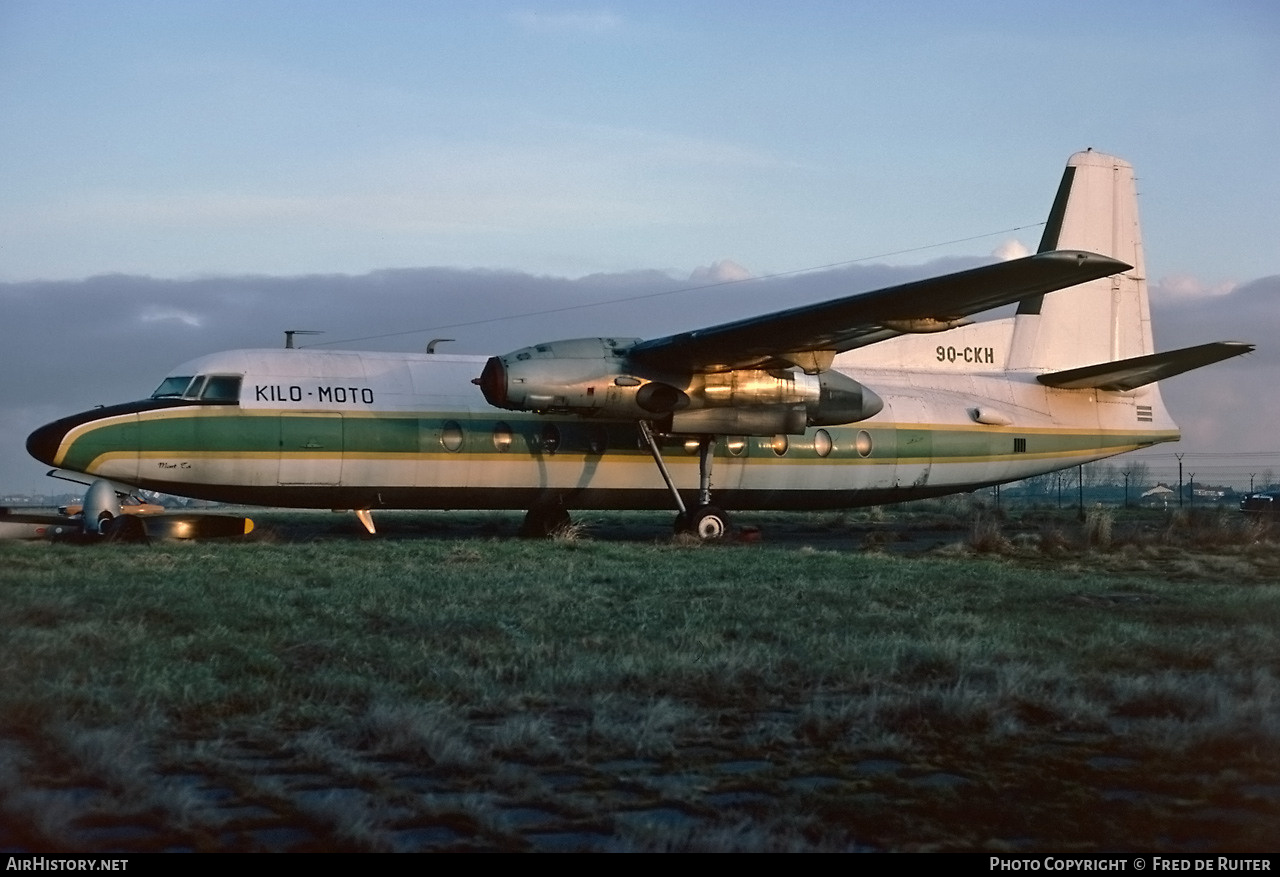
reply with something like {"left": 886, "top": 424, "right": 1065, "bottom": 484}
{"left": 1008, "top": 150, "right": 1154, "bottom": 371}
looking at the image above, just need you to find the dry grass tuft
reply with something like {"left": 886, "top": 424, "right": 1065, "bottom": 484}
{"left": 490, "top": 714, "right": 564, "bottom": 762}
{"left": 1036, "top": 527, "right": 1071, "bottom": 556}
{"left": 669, "top": 531, "right": 704, "bottom": 548}
{"left": 1162, "top": 507, "right": 1277, "bottom": 549}
{"left": 549, "top": 518, "right": 593, "bottom": 543}
{"left": 355, "top": 702, "right": 478, "bottom": 768}
{"left": 969, "top": 515, "right": 1012, "bottom": 554}
{"left": 860, "top": 528, "right": 897, "bottom": 552}
{"left": 1082, "top": 508, "right": 1114, "bottom": 549}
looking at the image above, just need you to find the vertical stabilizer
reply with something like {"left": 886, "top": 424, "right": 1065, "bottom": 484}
{"left": 1008, "top": 150, "right": 1153, "bottom": 372}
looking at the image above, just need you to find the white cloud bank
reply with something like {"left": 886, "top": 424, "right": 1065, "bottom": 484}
{"left": 992, "top": 239, "right": 1030, "bottom": 261}
{"left": 689, "top": 260, "right": 752, "bottom": 283}
{"left": 1152, "top": 273, "right": 1238, "bottom": 301}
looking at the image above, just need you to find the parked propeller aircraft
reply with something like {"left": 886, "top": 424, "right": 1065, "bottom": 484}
{"left": 0, "top": 479, "right": 253, "bottom": 542}
{"left": 25, "top": 151, "right": 1252, "bottom": 539}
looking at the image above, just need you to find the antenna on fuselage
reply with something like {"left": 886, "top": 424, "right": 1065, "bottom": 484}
{"left": 426, "top": 338, "right": 455, "bottom": 354}
{"left": 284, "top": 330, "right": 324, "bottom": 349}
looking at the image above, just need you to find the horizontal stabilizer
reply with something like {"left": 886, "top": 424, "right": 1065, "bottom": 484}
{"left": 1037, "top": 341, "right": 1254, "bottom": 391}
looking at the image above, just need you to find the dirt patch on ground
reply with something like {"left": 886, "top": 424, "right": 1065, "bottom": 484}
{"left": 2, "top": 714, "right": 1276, "bottom": 852}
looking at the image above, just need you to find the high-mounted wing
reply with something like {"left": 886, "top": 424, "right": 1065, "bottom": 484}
{"left": 476, "top": 248, "right": 1133, "bottom": 430}
{"left": 628, "top": 250, "right": 1130, "bottom": 373}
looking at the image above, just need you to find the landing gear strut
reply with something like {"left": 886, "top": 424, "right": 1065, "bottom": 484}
{"left": 638, "top": 421, "right": 730, "bottom": 541}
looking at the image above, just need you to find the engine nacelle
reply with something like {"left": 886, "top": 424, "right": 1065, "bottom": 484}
{"left": 691, "top": 368, "right": 881, "bottom": 427}
{"left": 671, "top": 369, "right": 882, "bottom": 435}
{"left": 82, "top": 479, "right": 122, "bottom": 535}
{"left": 477, "top": 338, "right": 692, "bottom": 418}
{"left": 476, "top": 337, "right": 883, "bottom": 434}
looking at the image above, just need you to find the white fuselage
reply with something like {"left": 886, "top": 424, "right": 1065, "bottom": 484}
{"left": 32, "top": 347, "right": 1178, "bottom": 512}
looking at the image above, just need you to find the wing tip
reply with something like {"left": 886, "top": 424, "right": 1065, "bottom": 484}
{"left": 1036, "top": 249, "right": 1133, "bottom": 274}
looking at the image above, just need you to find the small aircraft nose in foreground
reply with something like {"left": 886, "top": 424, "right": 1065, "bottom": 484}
{"left": 0, "top": 476, "right": 253, "bottom": 542}
{"left": 26, "top": 151, "right": 1253, "bottom": 539}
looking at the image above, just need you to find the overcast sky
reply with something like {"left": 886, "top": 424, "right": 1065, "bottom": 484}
{"left": 2, "top": 1, "right": 1277, "bottom": 495}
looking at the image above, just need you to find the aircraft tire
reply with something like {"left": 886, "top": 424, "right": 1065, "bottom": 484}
{"left": 679, "top": 505, "right": 730, "bottom": 541}
{"left": 101, "top": 515, "right": 149, "bottom": 543}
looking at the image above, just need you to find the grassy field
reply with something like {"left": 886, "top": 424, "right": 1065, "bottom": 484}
{"left": 1, "top": 506, "right": 1277, "bottom": 852}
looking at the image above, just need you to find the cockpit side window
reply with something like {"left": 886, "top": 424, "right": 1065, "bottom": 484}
{"left": 151, "top": 376, "right": 195, "bottom": 398}
{"left": 198, "top": 375, "right": 243, "bottom": 403}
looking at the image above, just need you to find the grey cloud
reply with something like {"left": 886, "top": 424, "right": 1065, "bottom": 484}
{"left": 1157, "top": 275, "right": 1278, "bottom": 362}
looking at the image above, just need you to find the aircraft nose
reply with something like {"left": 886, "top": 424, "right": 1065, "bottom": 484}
{"left": 26, "top": 419, "right": 68, "bottom": 466}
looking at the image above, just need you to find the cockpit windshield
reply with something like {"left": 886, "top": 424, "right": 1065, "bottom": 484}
{"left": 199, "top": 375, "right": 242, "bottom": 402}
{"left": 150, "top": 374, "right": 242, "bottom": 404}
{"left": 151, "top": 376, "right": 194, "bottom": 398}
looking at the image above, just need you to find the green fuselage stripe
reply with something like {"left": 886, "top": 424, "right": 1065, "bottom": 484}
{"left": 58, "top": 407, "right": 1172, "bottom": 472}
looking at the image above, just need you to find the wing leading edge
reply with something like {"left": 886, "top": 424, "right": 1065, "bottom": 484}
{"left": 628, "top": 250, "right": 1130, "bottom": 374}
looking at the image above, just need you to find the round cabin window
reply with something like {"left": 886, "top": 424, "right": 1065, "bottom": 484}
{"left": 856, "top": 429, "right": 873, "bottom": 458}
{"left": 814, "top": 429, "right": 833, "bottom": 458}
{"left": 441, "top": 421, "right": 464, "bottom": 452}
{"left": 771, "top": 434, "right": 789, "bottom": 456}
{"left": 493, "top": 422, "right": 514, "bottom": 452}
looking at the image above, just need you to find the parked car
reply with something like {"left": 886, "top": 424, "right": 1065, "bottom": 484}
{"left": 1240, "top": 492, "right": 1279, "bottom": 515}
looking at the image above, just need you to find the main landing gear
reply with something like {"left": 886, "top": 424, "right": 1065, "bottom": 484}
{"left": 517, "top": 423, "right": 732, "bottom": 542}
{"left": 638, "top": 421, "right": 731, "bottom": 541}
